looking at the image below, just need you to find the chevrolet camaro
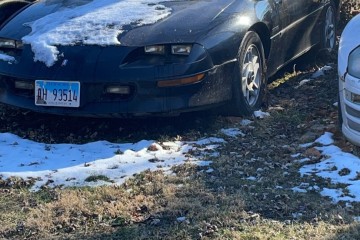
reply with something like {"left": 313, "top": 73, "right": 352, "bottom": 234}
{"left": 0, "top": 0, "right": 340, "bottom": 117}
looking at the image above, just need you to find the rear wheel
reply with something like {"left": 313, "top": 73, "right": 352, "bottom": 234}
{"left": 321, "top": 2, "right": 336, "bottom": 50}
{"left": 229, "top": 31, "right": 266, "bottom": 116}
{"left": 0, "top": 0, "right": 29, "bottom": 26}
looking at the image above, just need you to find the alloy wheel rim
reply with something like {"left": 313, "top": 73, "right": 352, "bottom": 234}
{"left": 324, "top": 6, "right": 335, "bottom": 49}
{"left": 241, "top": 44, "right": 261, "bottom": 107}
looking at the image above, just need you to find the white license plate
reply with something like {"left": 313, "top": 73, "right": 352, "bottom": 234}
{"left": 35, "top": 80, "right": 80, "bottom": 107}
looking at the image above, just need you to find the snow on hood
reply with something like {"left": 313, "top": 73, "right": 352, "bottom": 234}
{"left": 21, "top": 0, "right": 175, "bottom": 67}
{"left": 338, "top": 14, "right": 360, "bottom": 76}
{"left": 0, "top": 52, "right": 15, "bottom": 63}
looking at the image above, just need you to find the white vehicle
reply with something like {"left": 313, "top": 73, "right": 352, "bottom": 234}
{"left": 338, "top": 14, "right": 360, "bottom": 146}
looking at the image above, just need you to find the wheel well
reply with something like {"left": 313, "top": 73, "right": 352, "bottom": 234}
{"left": 249, "top": 23, "right": 271, "bottom": 60}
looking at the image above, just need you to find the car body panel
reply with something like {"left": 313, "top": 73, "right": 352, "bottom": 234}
{"left": 338, "top": 14, "right": 360, "bottom": 78}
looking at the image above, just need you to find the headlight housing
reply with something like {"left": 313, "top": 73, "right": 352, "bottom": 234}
{"left": 0, "top": 38, "right": 23, "bottom": 49}
{"left": 171, "top": 45, "right": 192, "bottom": 55}
{"left": 144, "top": 45, "right": 165, "bottom": 55}
{"left": 144, "top": 44, "right": 192, "bottom": 56}
{"left": 348, "top": 46, "right": 360, "bottom": 78}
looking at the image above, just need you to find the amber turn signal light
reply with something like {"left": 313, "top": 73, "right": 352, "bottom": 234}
{"left": 157, "top": 73, "right": 205, "bottom": 87}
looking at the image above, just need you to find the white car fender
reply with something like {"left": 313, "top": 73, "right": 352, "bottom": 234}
{"left": 338, "top": 14, "right": 360, "bottom": 77}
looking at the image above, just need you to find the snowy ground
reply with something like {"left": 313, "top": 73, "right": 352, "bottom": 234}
{"left": 299, "top": 132, "right": 360, "bottom": 203}
{"left": 0, "top": 133, "right": 226, "bottom": 191}
{"left": 2, "top": 119, "right": 360, "bottom": 205}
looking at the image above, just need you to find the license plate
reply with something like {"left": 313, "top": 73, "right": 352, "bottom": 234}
{"left": 35, "top": 80, "right": 80, "bottom": 107}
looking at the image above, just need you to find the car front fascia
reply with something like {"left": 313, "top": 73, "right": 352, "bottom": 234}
{"left": 339, "top": 72, "right": 360, "bottom": 146}
{"left": 338, "top": 14, "right": 360, "bottom": 145}
{"left": 0, "top": 38, "right": 237, "bottom": 117}
{"left": 0, "top": 0, "right": 257, "bottom": 117}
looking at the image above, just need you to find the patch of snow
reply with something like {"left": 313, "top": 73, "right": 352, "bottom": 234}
{"left": 240, "top": 119, "right": 253, "bottom": 126}
{"left": 299, "top": 182, "right": 310, "bottom": 188}
{"left": 207, "top": 152, "right": 220, "bottom": 158}
{"left": 176, "top": 216, "right": 186, "bottom": 222}
{"left": 320, "top": 188, "right": 356, "bottom": 203}
{"left": 246, "top": 176, "right": 256, "bottom": 181}
{"left": 0, "top": 52, "right": 15, "bottom": 63}
{"left": 283, "top": 171, "right": 290, "bottom": 176}
{"left": 294, "top": 157, "right": 310, "bottom": 164}
{"left": 292, "top": 212, "right": 303, "bottom": 219}
{"left": 22, "top": 0, "right": 175, "bottom": 67}
{"left": 291, "top": 153, "right": 301, "bottom": 158}
{"left": 300, "top": 132, "right": 360, "bottom": 202}
{"left": 254, "top": 110, "right": 270, "bottom": 119}
{"left": 220, "top": 128, "right": 245, "bottom": 138}
{"left": 315, "top": 132, "right": 334, "bottom": 146}
{"left": 346, "top": 202, "right": 353, "bottom": 209}
{"left": 291, "top": 187, "right": 307, "bottom": 193}
{"left": 295, "top": 78, "right": 312, "bottom": 88}
{"left": 311, "top": 65, "right": 333, "bottom": 79}
{"left": 205, "top": 168, "right": 214, "bottom": 173}
{"left": 194, "top": 161, "right": 212, "bottom": 167}
{"left": 354, "top": 216, "right": 360, "bottom": 222}
{"left": 191, "top": 137, "right": 225, "bottom": 146}
{"left": 300, "top": 142, "right": 313, "bottom": 148}
{"left": 333, "top": 102, "right": 338, "bottom": 107}
{"left": 0, "top": 132, "right": 222, "bottom": 191}
{"left": 307, "top": 185, "right": 320, "bottom": 191}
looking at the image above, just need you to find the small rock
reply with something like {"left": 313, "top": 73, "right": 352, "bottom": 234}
{"left": 148, "top": 143, "right": 162, "bottom": 151}
{"left": 304, "top": 148, "right": 322, "bottom": 159}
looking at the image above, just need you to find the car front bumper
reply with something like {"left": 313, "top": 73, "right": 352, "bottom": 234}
{"left": 339, "top": 74, "right": 360, "bottom": 146}
{"left": 0, "top": 45, "right": 236, "bottom": 117}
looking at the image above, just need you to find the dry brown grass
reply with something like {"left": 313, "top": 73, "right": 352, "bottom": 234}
{"left": 0, "top": 190, "right": 27, "bottom": 233}
{"left": 1, "top": 156, "right": 360, "bottom": 239}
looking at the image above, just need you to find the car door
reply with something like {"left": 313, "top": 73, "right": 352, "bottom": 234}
{"left": 265, "top": 0, "right": 289, "bottom": 75}
{"left": 281, "top": 0, "right": 324, "bottom": 62}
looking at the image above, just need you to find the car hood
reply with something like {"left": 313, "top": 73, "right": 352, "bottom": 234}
{"left": 338, "top": 14, "right": 360, "bottom": 76}
{"left": 0, "top": 0, "right": 236, "bottom": 67}
{"left": 0, "top": 0, "right": 235, "bottom": 44}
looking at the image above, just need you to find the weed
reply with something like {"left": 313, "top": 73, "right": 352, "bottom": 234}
{"left": 84, "top": 175, "right": 113, "bottom": 183}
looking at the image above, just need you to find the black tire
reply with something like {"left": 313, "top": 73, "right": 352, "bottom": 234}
{"left": 319, "top": 1, "right": 336, "bottom": 51}
{"left": 229, "top": 31, "right": 267, "bottom": 116}
{"left": 0, "top": 0, "right": 29, "bottom": 26}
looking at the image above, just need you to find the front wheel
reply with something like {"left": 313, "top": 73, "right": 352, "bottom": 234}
{"left": 229, "top": 31, "right": 267, "bottom": 116}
